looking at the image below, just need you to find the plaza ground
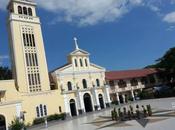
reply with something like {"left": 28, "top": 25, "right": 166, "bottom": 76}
{"left": 29, "top": 98, "right": 175, "bottom": 130}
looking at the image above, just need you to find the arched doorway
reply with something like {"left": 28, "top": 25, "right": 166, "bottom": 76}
{"left": 83, "top": 93, "right": 93, "bottom": 112}
{"left": 70, "top": 99, "right": 77, "bottom": 117}
{"left": 119, "top": 95, "right": 124, "bottom": 103}
{"left": 99, "top": 94, "right": 105, "bottom": 109}
{"left": 0, "top": 115, "right": 6, "bottom": 130}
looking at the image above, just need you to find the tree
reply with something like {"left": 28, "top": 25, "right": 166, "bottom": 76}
{"left": 146, "top": 47, "right": 175, "bottom": 86}
{"left": 0, "top": 66, "right": 12, "bottom": 80}
{"left": 155, "top": 47, "right": 175, "bottom": 71}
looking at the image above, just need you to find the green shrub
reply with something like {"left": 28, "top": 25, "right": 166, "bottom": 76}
{"left": 138, "top": 91, "right": 154, "bottom": 99}
{"left": 33, "top": 113, "right": 67, "bottom": 125}
{"left": 33, "top": 118, "right": 45, "bottom": 125}
{"left": 9, "top": 118, "right": 25, "bottom": 130}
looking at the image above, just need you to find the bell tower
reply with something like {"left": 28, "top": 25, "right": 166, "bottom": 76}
{"left": 7, "top": 0, "right": 50, "bottom": 93}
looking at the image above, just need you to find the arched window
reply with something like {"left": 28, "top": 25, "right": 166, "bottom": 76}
{"left": 82, "top": 79, "right": 87, "bottom": 89}
{"left": 40, "top": 104, "right": 43, "bottom": 117}
{"left": 59, "top": 106, "right": 62, "bottom": 113}
{"left": 118, "top": 80, "right": 127, "bottom": 88}
{"left": 74, "top": 59, "right": 78, "bottom": 67}
{"left": 23, "top": 7, "right": 27, "bottom": 15}
{"left": 141, "top": 77, "right": 148, "bottom": 85}
{"left": 67, "top": 82, "right": 72, "bottom": 91}
{"left": 36, "top": 104, "right": 47, "bottom": 118}
{"left": 18, "top": 6, "right": 22, "bottom": 14}
{"left": 85, "top": 59, "right": 88, "bottom": 67}
{"left": 130, "top": 78, "right": 138, "bottom": 86}
{"left": 43, "top": 105, "right": 47, "bottom": 116}
{"left": 28, "top": 8, "right": 33, "bottom": 16}
{"left": 96, "top": 79, "right": 100, "bottom": 87}
{"left": 80, "top": 59, "right": 83, "bottom": 67}
{"left": 36, "top": 106, "right": 40, "bottom": 117}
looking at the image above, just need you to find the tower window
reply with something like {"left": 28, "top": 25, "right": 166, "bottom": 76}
{"left": 28, "top": 74, "right": 31, "bottom": 85}
{"left": 23, "top": 7, "right": 28, "bottom": 15}
{"left": 32, "top": 34, "right": 36, "bottom": 47}
{"left": 28, "top": 8, "right": 33, "bottom": 16}
{"left": 29, "top": 34, "right": 32, "bottom": 46}
{"left": 96, "top": 79, "right": 100, "bottom": 87}
{"left": 25, "top": 53, "right": 29, "bottom": 66}
{"left": 26, "top": 34, "right": 29, "bottom": 46}
{"left": 85, "top": 59, "right": 88, "bottom": 67}
{"left": 67, "top": 82, "right": 72, "bottom": 91}
{"left": 80, "top": 59, "right": 83, "bottom": 67}
{"left": 18, "top": 6, "right": 22, "bottom": 14}
{"left": 74, "top": 59, "right": 78, "bottom": 67}
{"left": 37, "top": 73, "right": 41, "bottom": 84}
{"left": 23, "top": 33, "right": 26, "bottom": 46}
{"left": 34, "top": 53, "right": 38, "bottom": 66}
{"left": 59, "top": 106, "right": 62, "bottom": 113}
{"left": 82, "top": 79, "right": 87, "bottom": 89}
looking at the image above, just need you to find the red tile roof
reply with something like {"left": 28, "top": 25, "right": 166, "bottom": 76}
{"left": 105, "top": 68, "right": 158, "bottom": 80}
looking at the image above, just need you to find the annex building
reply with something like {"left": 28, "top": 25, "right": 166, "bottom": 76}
{"left": 106, "top": 69, "right": 160, "bottom": 104}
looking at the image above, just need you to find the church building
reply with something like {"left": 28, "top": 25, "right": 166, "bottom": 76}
{"left": 50, "top": 38, "right": 111, "bottom": 117}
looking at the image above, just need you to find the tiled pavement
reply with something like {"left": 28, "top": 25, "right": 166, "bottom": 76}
{"left": 29, "top": 98, "right": 175, "bottom": 130}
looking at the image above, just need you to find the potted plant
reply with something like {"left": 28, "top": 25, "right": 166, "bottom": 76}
{"left": 128, "top": 110, "right": 131, "bottom": 120}
{"left": 136, "top": 104, "right": 140, "bottom": 119}
{"left": 129, "top": 105, "right": 134, "bottom": 118}
{"left": 147, "top": 105, "right": 152, "bottom": 116}
{"left": 142, "top": 105, "right": 147, "bottom": 117}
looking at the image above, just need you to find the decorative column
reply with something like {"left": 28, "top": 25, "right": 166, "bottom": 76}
{"left": 104, "top": 85, "right": 112, "bottom": 107}
{"left": 116, "top": 92, "right": 120, "bottom": 105}
{"left": 122, "top": 94, "right": 126, "bottom": 104}
{"left": 63, "top": 94, "right": 71, "bottom": 117}
{"left": 92, "top": 87, "right": 100, "bottom": 110}
{"left": 131, "top": 90, "right": 135, "bottom": 101}
{"left": 76, "top": 91, "right": 85, "bottom": 114}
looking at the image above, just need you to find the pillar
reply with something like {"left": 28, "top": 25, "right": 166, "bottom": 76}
{"left": 131, "top": 90, "right": 135, "bottom": 101}
{"left": 92, "top": 88, "right": 100, "bottom": 110}
{"left": 116, "top": 92, "right": 120, "bottom": 105}
{"left": 122, "top": 94, "right": 126, "bottom": 104}
{"left": 104, "top": 85, "right": 112, "bottom": 107}
{"left": 63, "top": 94, "right": 71, "bottom": 117}
{"left": 76, "top": 91, "right": 85, "bottom": 114}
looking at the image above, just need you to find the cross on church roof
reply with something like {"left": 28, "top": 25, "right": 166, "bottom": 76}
{"left": 74, "top": 37, "right": 79, "bottom": 50}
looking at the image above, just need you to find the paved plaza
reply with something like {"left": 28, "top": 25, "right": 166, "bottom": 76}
{"left": 29, "top": 98, "right": 175, "bottom": 130}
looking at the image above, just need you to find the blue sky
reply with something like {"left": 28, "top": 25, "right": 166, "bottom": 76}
{"left": 0, "top": 0, "right": 175, "bottom": 71}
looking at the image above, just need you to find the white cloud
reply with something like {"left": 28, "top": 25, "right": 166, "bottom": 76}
{"left": 0, "top": 0, "right": 175, "bottom": 26}
{"left": 0, "top": 55, "right": 8, "bottom": 59}
{"left": 35, "top": 0, "right": 144, "bottom": 26}
{"left": 163, "top": 11, "right": 175, "bottom": 24}
{"left": 0, "top": 55, "right": 9, "bottom": 65}
{"left": 0, "top": 0, "right": 9, "bottom": 10}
